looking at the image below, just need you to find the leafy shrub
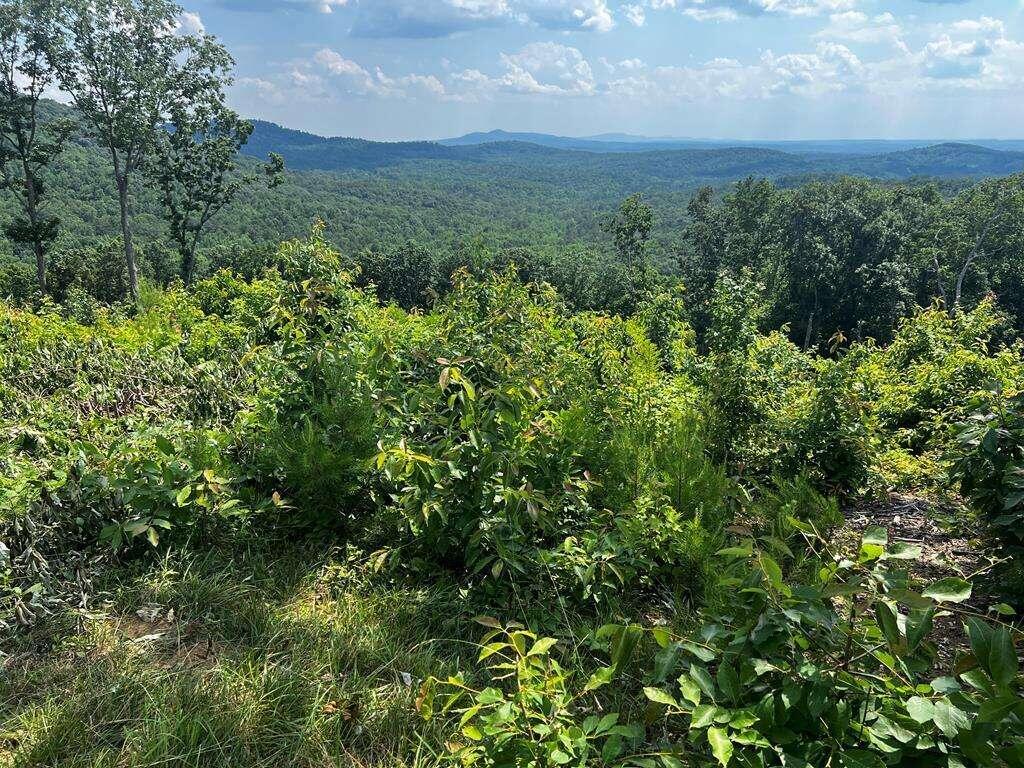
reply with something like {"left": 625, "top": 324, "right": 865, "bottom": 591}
{"left": 952, "top": 391, "right": 1024, "bottom": 547}
{"left": 418, "top": 620, "right": 642, "bottom": 767}
{"left": 373, "top": 269, "right": 596, "bottom": 575}
{"left": 357, "top": 241, "right": 440, "bottom": 310}
{"left": 642, "top": 525, "right": 1024, "bottom": 768}
{"left": 0, "top": 255, "right": 36, "bottom": 302}
{"left": 701, "top": 285, "right": 872, "bottom": 493}
{"left": 857, "top": 301, "right": 1024, "bottom": 490}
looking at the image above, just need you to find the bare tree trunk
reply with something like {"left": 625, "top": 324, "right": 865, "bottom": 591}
{"left": 803, "top": 284, "right": 819, "bottom": 351}
{"left": 22, "top": 171, "right": 46, "bottom": 293}
{"left": 116, "top": 173, "right": 140, "bottom": 302}
{"left": 181, "top": 245, "right": 197, "bottom": 286}
{"left": 930, "top": 239, "right": 945, "bottom": 310}
{"left": 953, "top": 251, "right": 976, "bottom": 311}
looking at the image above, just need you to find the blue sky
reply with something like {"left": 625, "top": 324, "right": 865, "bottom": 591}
{"left": 181, "top": 0, "right": 1024, "bottom": 140}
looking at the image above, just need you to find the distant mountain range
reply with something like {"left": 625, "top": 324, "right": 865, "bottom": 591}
{"left": 438, "top": 129, "right": 1024, "bottom": 156}
{"left": 242, "top": 120, "right": 1024, "bottom": 182}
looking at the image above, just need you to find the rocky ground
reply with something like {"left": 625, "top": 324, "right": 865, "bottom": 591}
{"left": 841, "top": 493, "right": 1002, "bottom": 667}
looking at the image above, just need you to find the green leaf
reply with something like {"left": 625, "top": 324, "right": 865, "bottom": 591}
{"left": 691, "top": 704, "right": 718, "bottom": 728}
{"left": 716, "top": 663, "right": 740, "bottom": 704}
{"left": 585, "top": 666, "right": 614, "bottom": 692}
{"left": 644, "top": 687, "right": 679, "bottom": 708}
{"left": 988, "top": 628, "right": 1018, "bottom": 688}
{"left": 923, "top": 577, "right": 972, "bottom": 604}
{"left": 678, "top": 676, "right": 701, "bottom": 706}
{"left": 930, "top": 676, "right": 960, "bottom": 694}
{"left": 758, "top": 553, "right": 784, "bottom": 592}
{"left": 707, "top": 727, "right": 733, "bottom": 767}
{"left": 863, "top": 526, "right": 888, "bottom": 546}
{"left": 875, "top": 602, "right": 901, "bottom": 648}
{"left": 906, "top": 607, "right": 935, "bottom": 651}
{"left": 175, "top": 485, "right": 192, "bottom": 506}
{"left": 932, "top": 699, "right": 969, "bottom": 738}
{"left": 906, "top": 696, "right": 936, "bottom": 724}
{"left": 527, "top": 637, "right": 558, "bottom": 657}
{"left": 690, "top": 665, "right": 716, "bottom": 700}
{"left": 978, "top": 695, "right": 1021, "bottom": 723}
{"left": 886, "top": 541, "right": 922, "bottom": 560}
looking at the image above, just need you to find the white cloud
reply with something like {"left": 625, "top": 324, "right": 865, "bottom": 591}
{"left": 623, "top": 3, "right": 646, "bottom": 26}
{"left": 347, "top": 0, "right": 612, "bottom": 37}
{"left": 499, "top": 42, "right": 597, "bottom": 94}
{"left": 307, "top": 48, "right": 453, "bottom": 99}
{"left": 649, "top": 0, "right": 855, "bottom": 22}
{"left": 816, "top": 11, "right": 907, "bottom": 52}
{"left": 173, "top": 11, "right": 205, "bottom": 35}
{"left": 254, "top": 9, "right": 1024, "bottom": 112}
{"left": 519, "top": 0, "right": 614, "bottom": 32}
{"left": 314, "top": 0, "right": 349, "bottom": 12}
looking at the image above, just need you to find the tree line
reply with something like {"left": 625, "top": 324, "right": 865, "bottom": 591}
{"left": 0, "top": 0, "right": 280, "bottom": 299}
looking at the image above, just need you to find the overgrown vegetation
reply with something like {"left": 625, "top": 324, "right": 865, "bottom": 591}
{"left": 3, "top": 226, "right": 1023, "bottom": 766}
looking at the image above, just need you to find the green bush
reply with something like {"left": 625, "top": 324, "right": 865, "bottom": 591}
{"left": 642, "top": 526, "right": 1024, "bottom": 768}
{"left": 952, "top": 391, "right": 1024, "bottom": 547}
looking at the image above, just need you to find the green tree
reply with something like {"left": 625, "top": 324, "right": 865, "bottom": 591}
{"left": 604, "top": 192, "right": 653, "bottom": 268}
{"left": 0, "top": 0, "right": 69, "bottom": 292}
{"left": 151, "top": 96, "right": 283, "bottom": 285}
{"left": 50, "top": 0, "right": 234, "bottom": 300}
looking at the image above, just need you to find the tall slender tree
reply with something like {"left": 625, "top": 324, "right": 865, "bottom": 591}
{"left": 150, "top": 97, "right": 283, "bottom": 285}
{"left": 0, "top": 0, "right": 69, "bottom": 293}
{"left": 49, "top": 0, "right": 234, "bottom": 301}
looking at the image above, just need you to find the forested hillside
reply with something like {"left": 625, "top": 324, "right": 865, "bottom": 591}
{"left": 4, "top": 1, "right": 1024, "bottom": 767}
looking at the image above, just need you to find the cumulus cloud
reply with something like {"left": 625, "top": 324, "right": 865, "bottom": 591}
{"left": 816, "top": 11, "right": 907, "bottom": 52}
{"left": 347, "top": 0, "right": 613, "bottom": 37}
{"left": 307, "top": 48, "right": 453, "bottom": 99}
{"left": 520, "top": 0, "right": 614, "bottom": 32}
{"left": 648, "top": 0, "right": 855, "bottom": 22}
{"left": 498, "top": 42, "right": 597, "bottom": 94}
{"left": 174, "top": 10, "right": 205, "bottom": 35}
{"left": 623, "top": 3, "right": 646, "bottom": 26}
{"left": 246, "top": 7, "right": 1024, "bottom": 112}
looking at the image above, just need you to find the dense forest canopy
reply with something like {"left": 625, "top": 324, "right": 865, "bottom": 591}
{"left": 3, "top": 102, "right": 1023, "bottom": 351}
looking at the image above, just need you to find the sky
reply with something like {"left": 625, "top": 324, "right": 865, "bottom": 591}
{"left": 180, "top": 0, "right": 1024, "bottom": 141}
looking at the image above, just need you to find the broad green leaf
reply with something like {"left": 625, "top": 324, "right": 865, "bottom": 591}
{"left": 758, "top": 553, "right": 784, "bottom": 592}
{"left": 707, "top": 727, "right": 732, "bottom": 767}
{"left": 988, "top": 628, "right": 1018, "bottom": 688}
{"left": 875, "top": 602, "right": 901, "bottom": 648}
{"left": 906, "top": 696, "right": 936, "bottom": 724}
{"left": 690, "top": 665, "right": 716, "bottom": 700}
{"left": 691, "top": 704, "right": 719, "bottom": 728}
{"left": 644, "top": 687, "right": 679, "bottom": 708}
{"left": 978, "top": 695, "right": 1021, "bottom": 723}
{"left": 717, "top": 663, "right": 740, "bottom": 704}
{"left": 932, "top": 699, "right": 969, "bottom": 738}
{"left": 922, "top": 577, "right": 972, "bottom": 604}
{"left": 527, "top": 637, "right": 558, "bottom": 657}
{"left": 678, "top": 676, "right": 701, "bottom": 706}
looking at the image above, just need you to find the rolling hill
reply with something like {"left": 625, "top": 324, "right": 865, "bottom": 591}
{"left": 242, "top": 120, "right": 1024, "bottom": 181}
